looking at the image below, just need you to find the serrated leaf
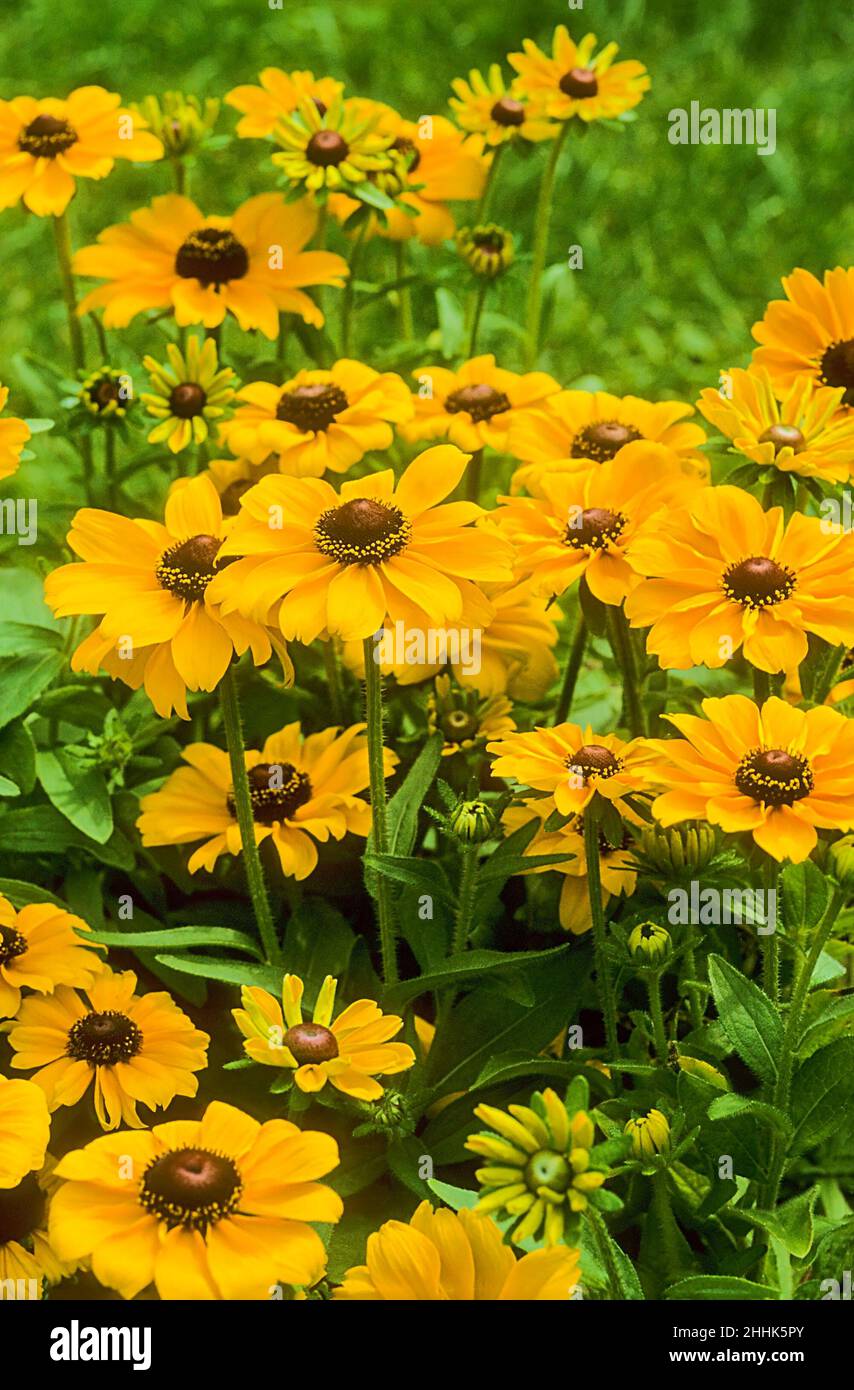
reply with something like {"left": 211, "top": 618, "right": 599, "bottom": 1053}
{"left": 708, "top": 954, "right": 783, "bottom": 1084}
{"left": 730, "top": 1186, "right": 819, "bottom": 1257}
{"left": 707, "top": 1094, "right": 791, "bottom": 1138}
{"left": 781, "top": 860, "right": 830, "bottom": 932}
{"left": 790, "top": 1037, "right": 854, "bottom": 1154}
{"left": 0, "top": 806, "right": 134, "bottom": 870}
{"left": 37, "top": 748, "right": 113, "bottom": 844}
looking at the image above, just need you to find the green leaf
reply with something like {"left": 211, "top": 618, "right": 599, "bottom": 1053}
{"left": 426, "top": 1178, "right": 479, "bottom": 1212}
{"left": 385, "top": 734, "right": 443, "bottom": 857}
{"left": 707, "top": 1094, "right": 792, "bottom": 1138}
{"left": 0, "top": 877, "right": 65, "bottom": 908}
{"left": 730, "top": 1186, "right": 820, "bottom": 1257}
{"left": 154, "top": 952, "right": 281, "bottom": 992}
{"left": 470, "top": 1050, "right": 596, "bottom": 1092}
{"left": 89, "top": 925, "right": 265, "bottom": 959}
{"left": 385, "top": 943, "right": 571, "bottom": 1009}
{"left": 604, "top": 1233, "right": 645, "bottom": 1299}
{"left": 434, "top": 288, "right": 466, "bottom": 358}
{"left": 476, "top": 850, "right": 573, "bottom": 884}
{"left": 790, "top": 1037, "right": 854, "bottom": 1155}
{"left": 0, "top": 806, "right": 134, "bottom": 870}
{"left": 799, "top": 996, "right": 854, "bottom": 1058}
{"left": 0, "top": 623, "right": 62, "bottom": 657}
{"left": 364, "top": 852, "right": 454, "bottom": 905}
{"left": 707, "top": 953, "right": 783, "bottom": 1084}
{"left": 37, "top": 748, "right": 113, "bottom": 844}
{"left": 0, "top": 719, "right": 36, "bottom": 796}
{"left": 781, "top": 860, "right": 830, "bottom": 932}
{"left": 666, "top": 1275, "right": 777, "bottom": 1300}
{"left": 0, "top": 650, "right": 64, "bottom": 730}
{"left": 280, "top": 900, "right": 355, "bottom": 1000}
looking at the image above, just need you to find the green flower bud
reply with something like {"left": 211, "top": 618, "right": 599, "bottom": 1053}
{"left": 627, "top": 921, "right": 672, "bottom": 966}
{"left": 828, "top": 835, "right": 854, "bottom": 890}
{"left": 625, "top": 1109, "right": 671, "bottom": 1159}
{"left": 639, "top": 822, "right": 717, "bottom": 877}
{"left": 456, "top": 224, "right": 515, "bottom": 279}
{"left": 133, "top": 92, "right": 220, "bottom": 158}
{"left": 449, "top": 797, "right": 497, "bottom": 845}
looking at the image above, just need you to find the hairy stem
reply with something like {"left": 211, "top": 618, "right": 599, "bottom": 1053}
{"left": 363, "top": 637, "right": 398, "bottom": 984}
{"left": 584, "top": 812, "right": 619, "bottom": 1060}
{"left": 524, "top": 123, "right": 569, "bottom": 368}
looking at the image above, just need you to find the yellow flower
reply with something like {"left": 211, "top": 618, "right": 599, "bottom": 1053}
{"left": 625, "top": 486, "right": 854, "bottom": 673}
{"left": 495, "top": 443, "right": 703, "bottom": 606}
{"left": 0, "top": 1075, "right": 50, "bottom": 1189}
{"left": 456, "top": 224, "right": 515, "bottom": 279}
{"left": 0, "top": 86, "right": 162, "bottom": 216}
{"left": 209, "top": 445, "right": 513, "bottom": 644}
{"left": 625, "top": 1109, "right": 670, "bottom": 1159}
{"left": 272, "top": 97, "right": 394, "bottom": 197}
{"left": 75, "top": 366, "right": 133, "bottom": 421}
{"left": 137, "top": 721, "right": 396, "bottom": 879}
{"left": 450, "top": 65, "right": 556, "bottom": 145}
{"left": 509, "top": 27, "right": 650, "bottom": 124}
{"left": 226, "top": 69, "right": 344, "bottom": 139}
{"left": 697, "top": 367, "right": 854, "bottom": 482}
{"left": 233, "top": 972, "right": 414, "bottom": 1100}
{"left": 334, "top": 1200, "right": 581, "bottom": 1299}
{"left": 401, "top": 355, "right": 560, "bottom": 453}
{"left": 6, "top": 969, "right": 209, "bottom": 1131}
{"left": 73, "top": 192, "right": 347, "bottom": 338}
{"left": 489, "top": 722, "right": 653, "bottom": 820}
{"left": 751, "top": 266, "right": 854, "bottom": 409}
{"left": 0, "top": 894, "right": 104, "bottom": 1019}
{"left": 0, "top": 1159, "right": 80, "bottom": 1291}
{"left": 647, "top": 694, "right": 854, "bottom": 863}
{"left": 44, "top": 474, "right": 283, "bottom": 719}
{"left": 142, "top": 337, "right": 237, "bottom": 454}
{"left": 219, "top": 358, "right": 413, "bottom": 477}
{"left": 48, "top": 1100, "right": 342, "bottom": 1299}
{"left": 428, "top": 672, "right": 515, "bottom": 755}
{"left": 0, "top": 385, "right": 31, "bottom": 480}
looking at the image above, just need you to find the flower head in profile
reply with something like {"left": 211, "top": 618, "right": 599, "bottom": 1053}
{"left": 428, "top": 673, "right": 515, "bottom": 756}
{"left": 49, "top": 1101, "right": 342, "bottom": 1299}
{"left": 456, "top": 224, "right": 515, "bottom": 279}
{"left": 488, "top": 722, "right": 652, "bottom": 819}
{"left": 0, "top": 1160, "right": 80, "bottom": 1291}
{"left": 233, "top": 973, "right": 415, "bottom": 1100}
{"left": 334, "top": 1200, "right": 580, "bottom": 1300}
{"left": 647, "top": 694, "right": 854, "bottom": 862}
{"left": 450, "top": 66, "right": 555, "bottom": 145}
{"left": 625, "top": 486, "right": 854, "bottom": 673}
{"left": 272, "top": 97, "right": 395, "bottom": 197}
{"left": 0, "top": 895, "right": 103, "bottom": 1019}
{"left": 698, "top": 367, "right": 854, "bottom": 482}
{"left": 138, "top": 721, "right": 396, "bottom": 879}
{"left": 401, "top": 356, "right": 560, "bottom": 453}
{"left": 625, "top": 1109, "right": 671, "bottom": 1160}
{"left": 6, "top": 969, "right": 209, "bottom": 1131}
{"left": 73, "top": 193, "right": 347, "bottom": 338}
{"left": 0, "top": 1076, "right": 50, "bottom": 1189}
{"left": 132, "top": 91, "right": 219, "bottom": 158}
{"left": 142, "top": 337, "right": 237, "bottom": 454}
{"left": 210, "top": 445, "right": 513, "bottom": 644}
{"left": 0, "top": 86, "right": 162, "bottom": 216}
{"left": 44, "top": 474, "right": 283, "bottom": 719}
{"left": 226, "top": 68, "right": 344, "bottom": 139}
{"left": 0, "top": 385, "right": 31, "bottom": 480}
{"left": 509, "top": 27, "right": 650, "bottom": 124}
{"left": 219, "top": 358, "right": 413, "bottom": 477}
{"left": 751, "top": 266, "right": 854, "bottom": 410}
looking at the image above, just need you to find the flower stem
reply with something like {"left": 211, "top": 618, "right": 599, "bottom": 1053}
{"left": 341, "top": 218, "right": 368, "bottom": 356}
{"left": 814, "top": 642, "right": 845, "bottom": 705}
{"left": 647, "top": 970, "right": 668, "bottom": 1061}
{"left": 752, "top": 666, "right": 770, "bottom": 706}
{"left": 524, "top": 123, "right": 569, "bottom": 369}
{"left": 762, "top": 857, "right": 781, "bottom": 1006}
{"left": 587, "top": 1207, "right": 622, "bottom": 1299}
{"left": 682, "top": 942, "right": 704, "bottom": 1031}
{"left": 362, "top": 637, "right": 398, "bottom": 985}
{"left": 554, "top": 610, "right": 587, "bottom": 724}
{"left": 219, "top": 665, "right": 279, "bottom": 965}
{"left": 104, "top": 429, "right": 117, "bottom": 510}
{"left": 475, "top": 142, "right": 504, "bottom": 223}
{"left": 172, "top": 159, "right": 187, "bottom": 196}
{"left": 583, "top": 812, "right": 619, "bottom": 1060}
{"left": 52, "top": 210, "right": 94, "bottom": 500}
{"left": 607, "top": 605, "right": 645, "bottom": 736}
{"left": 394, "top": 241, "right": 414, "bottom": 341}
{"left": 452, "top": 844, "right": 478, "bottom": 955}
{"left": 468, "top": 279, "right": 489, "bottom": 357}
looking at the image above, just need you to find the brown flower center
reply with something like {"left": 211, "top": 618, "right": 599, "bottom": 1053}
{"left": 66, "top": 1010, "right": 143, "bottom": 1065}
{"left": 573, "top": 420, "right": 644, "bottom": 463}
{"left": 156, "top": 533, "right": 229, "bottom": 602}
{"left": 314, "top": 497, "right": 411, "bottom": 565}
{"left": 559, "top": 67, "right": 599, "bottom": 99}
{"left": 567, "top": 743, "right": 622, "bottom": 782}
{"left": 445, "top": 382, "right": 511, "bottom": 423}
{"left": 564, "top": 506, "right": 627, "bottom": 551}
{"left": 18, "top": 113, "right": 78, "bottom": 157}
{"left": 227, "top": 761, "right": 313, "bottom": 825}
{"left": 442, "top": 709, "right": 481, "bottom": 742}
{"left": 175, "top": 228, "right": 249, "bottom": 287}
{"left": 140, "top": 1147, "right": 242, "bottom": 1231}
{"left": 0, "top": 923, "right": 27, "bottom": 966}
{"left": 491, "top": 97, "right": 526, "bottom": 127}
{"left": 819, "top": 339, "right": 854, "bottom": 407}
{"left": 89, "top": 379, "right": 122, "bottom": 412}
{"left": 284, "top": 1022, "right": 339, "bottom": 1064}
{"left": 0, "top": 1173, "right": 45, "bottom": 1245}
{"left": 734, "top": 748, "right": 814, "bottom": 807}
{"left": 276, "top": 383, "right": 348, "bottom": 432}
{"left": 722, "top": 556, "right": 796, "bottom": 609}
{"left": 307, "top": 130, "right": 349, "bottom": 166}
{"left": 169, "top": 383, "right": 207, "bottom": 419}
{"left": 758, "top": 423, "right": 806, "bottom": 454}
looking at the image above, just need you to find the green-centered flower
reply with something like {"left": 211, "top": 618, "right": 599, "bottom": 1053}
{"left": 272, "top": 97, "right": 394, "bottom": 198}
{"left": 428, "top": 673, "right": 515, "bottom": 757}
{"left": 456, "top": 224, "right": 515, "bottom": 279}
{"left": 74, "top": 366, "right": 133, "bottom": 422}
{"left": 627, "top": 921, "right": 671, "bottom": 966}
{"left": 625, "top": 1109, "right": 671, "bottom": 1160}
{"left": 142, "top": 337, "right": 237, "bottom": 453}
{"left": 132, "top": 92, "right": 220, "bottom": 158}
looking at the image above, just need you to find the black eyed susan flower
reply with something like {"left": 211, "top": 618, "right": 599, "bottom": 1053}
{"left": 449, "top": 66, "right": 555, "bottom": 146}
{"left": 232, "top": 972, "right": 415, "bottom": 1100}
{"left": 456, "top": 224, "right": 515, "bottom": 279}
{"left": 73, "top": 365, "right": 134, "bottom": 422}
{"left": 6, "top": 969, "right": 209, "bottom": 1131}
{"left": 508, "top": 27, "right": 650, "bottom": 125}
{"left": 132, "top": 91, "right": 219, "bottom": 159}
{"left": 219, "top": 359, "right": 413, "bottom": 477}
{"left": 0, "top": 1075, "right": 50, "bottom": 1189}
{"left": 751, "top": 267, "right": 854, "bottom": 410}
{"left": 489, "top": 721, "right": 653, "bottom": 820}
{"left": 137, "top": 721, "right": 397, "bottom": 879}
{"left": 627, "top": 922, "right": 672, "bottom": 966}
{"left": 0, "top": 385, "right": 31, "bottom": 480}
{"left": 625, "top": 1109, "right": 671, "bottom": 1159}
{"left": 0, "top": 894, "right": 104, "bottom": 1019}
{"left": 334, "top": 1200, "right": 581, "bottom": 1300}
{"left": 272, "top": 97, "right": 395, "bottom": 198}
{"left": 73, "top": 193, "right": 348, "bottom": 338}
{"left": 0, "top": 87, "right": 162, "bottom": 216}
{"left": 428, "top": 673, "right": 515, "bottom": 756}
{"left": 0, "top": 1159, "right": 79, "bottom": 1291}
{"left": 401, "top": 355, "right": 560, "bottom": 453}
{"left": 142, "top": 337, "right": 237, "bottom": 454}
{"left": 226, "top": 69, "right": 344, "bottom": 140}
{"left": 48, "top": 1100, "right": 342, "bottom": 1299}
{"left": 647, "top": 694, "right": 854, "bottom": 863}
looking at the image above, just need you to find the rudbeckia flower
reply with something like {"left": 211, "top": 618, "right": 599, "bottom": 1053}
{"left": 0, "top": 1076, "right": 49, "bottom": 1188}
{"left": 401, "top": 355, "right": 560, "bottom": 453}
{"left": 697, "top": 367, "right": 854, "bottom": 483}
{"left": 0, "top": 895, "right": 104, "bottom": 1019}
{"left": 137, "top": 721, "right": 397, "bottom": 879}
{"left": 647, "top": 694, "right": 854, "bottom": 862}
{"left": 0, "top": 1159, "right": 80, "bottom": 1291}
{"left": 272, "top": 97, "right": 395, "bottom": 196}
{"left": 44, "top": 474, "right": 283, "bottom": 719}
{"left": 494, "top": 442, "right": 703, "bottom": 605}
{"left": 219, "top": 359, "right": 413, "bottom": 477}
{"left": 450, "top": 66, "right": 556, "bottom": 145}
{"left": 751, "top": 266, "right": 854, "bottom": 409}
{"left": 625, "top": 487, "right": 854, "bottom": 673}
{"left": 142, "top": 337, "right": 237, "bottom": 454}
{"left": 508, "top": 26, "right": 650, "bottom": 124}
{"left": 334, "top": 1201, "right": 581, "bottom": 1300}
{"left": 427, "top": 673, "right": 515, "bottom": 755}
{"left": 0, "top": 385, "right": 31, "bottom": 480}
{"left": 226, "top": 69, "right": 344, "bottom": 138}
{"left": 48, "top": 1100, "right": 342, "bottom": 1299}
{"left": 488, "top": 722, "right": 652, "bottom": 819}
{"left": 73, "top": 192, "right": 348, "bottom": 338}
{"left": 74, "top": 366, "right": 134, "bottom": 422}
{"left": 0, "top": 86, "right": 162, "bottom": 217}
{"left": 6, "top": 970, "right": 209, "bottom": 1131}
{"left": 209, "top": 445, "right": 514, "bottom": 644}
{"left": 233, "top": 972, "right": 415, "bottom": 1100}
